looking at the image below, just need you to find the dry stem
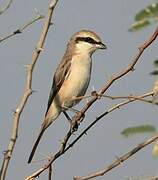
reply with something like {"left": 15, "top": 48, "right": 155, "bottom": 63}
{"left": 0, "top": 0, "right": 59, "bottom": 179}
{"left": 0, "top": 0, "right": 13, "bottom": 15}
{"left": 0, "top": 12, "right": 44, "bottom": 43}
{"left": 74, "top": 133, "right": 158, "bottom": 180}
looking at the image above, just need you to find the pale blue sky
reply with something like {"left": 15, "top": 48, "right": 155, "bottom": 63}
{"left": 0, "top": 0, "right": 158, "bottom": 180}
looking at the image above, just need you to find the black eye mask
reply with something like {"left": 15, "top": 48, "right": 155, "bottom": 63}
{"left": 75, "top": 37, "right": 101, "bottom": 45}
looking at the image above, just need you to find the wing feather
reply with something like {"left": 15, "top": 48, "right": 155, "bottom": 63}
{"left": 45, "top": 54, "right": 72, "bottom": 116}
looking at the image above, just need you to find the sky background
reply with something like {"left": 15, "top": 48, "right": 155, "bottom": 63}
{"left": 0, "top": 0, "right": 158, "bottom": 180}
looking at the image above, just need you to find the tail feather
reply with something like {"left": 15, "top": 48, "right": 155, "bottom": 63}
{"left": 28, "top": 128, "right": 45, "bottom": 163}
{"left": 28, "top": 109, "right": 61, "bottom": 163}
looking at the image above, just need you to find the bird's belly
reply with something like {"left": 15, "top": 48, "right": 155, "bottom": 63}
{"left": 59, "top": 63, "right": 91, "bottom": 107}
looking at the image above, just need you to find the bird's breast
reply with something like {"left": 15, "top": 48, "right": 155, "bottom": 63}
{"left": 59, "top": 55, "right": 92, "bottom": 107}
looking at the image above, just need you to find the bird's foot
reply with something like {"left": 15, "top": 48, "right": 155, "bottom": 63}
{"left": 70, "top": 112, "right": 85, "bottom": 133}
{"left": 70, "top": 119, "right": 78, "bottom": 133}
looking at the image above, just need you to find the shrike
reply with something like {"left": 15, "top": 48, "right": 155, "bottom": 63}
{"left": 28, "top": 30, "right": 107, "bottom": 163}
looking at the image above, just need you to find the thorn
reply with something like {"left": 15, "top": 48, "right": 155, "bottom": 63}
{"left": 32, "top": 89, "right": 38, "bottom": 94}
{"left": 34, "top": 8, "right": 45, "bottom": 19}
{"left": 2, "top": 150, "right": 8, "bottom": 155}
{"left": 92, "top": 86, "right": 95, "bottom": 92}
{"left": 59, "top": 139, "right": 64, "bottom": 145}
{"left": 131, "top": 67, "right": 135, "bottom": 72}
{"left": 49, "top": 2, "right": 55, "bottom": 9}
{"left": 15, "top": 108, "right": 20, "bottom": 113}
{"left": 138, "top": 46, "right": 141, "bottom": 51}
{"left": 24, "top": 64, "right": 30, "bottom": 69}
{"left": 115, "top": 155, "right": 123, "bottom": 164}
{"left": 35, "top": 47, "right": 44, "bottom": 53}
{"left": 11, "top": 109, "right": 16, "bottom": 113}
{"left": 34, "top": 8, "right": 39, "bottom": 15}
{"left": 13, "top": 29, "right": 22, "bottom": 34}
{"left": 38, "top": 47, "right": 44, "bottom": 52}
{"left": 91, "top": 91, "right": 97, "bottom": 96}
{"left": 86, "top": 98, "right": 89, "bottom": 103}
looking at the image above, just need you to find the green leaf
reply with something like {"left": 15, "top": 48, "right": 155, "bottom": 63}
{"left": 129, "top": 19, "right": 150, "bottom": 32}
{"left": 121, "top": 124, "right": 156, "bottom": 138}
{"left": 129, "top": 3, "right": 158, "bottom": 31}
{"left": 154, "top": 59, "right": 158, "bottom": 66}
{"left": 135, "top": 3, "right": 158, "bottom": 21}
{"left": 150, "top": 60, "right": 158, "bottom": 75}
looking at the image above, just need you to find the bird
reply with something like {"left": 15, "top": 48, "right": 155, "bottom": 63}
{"left": 28, "top": 30, "right": 107, "bottom": 163}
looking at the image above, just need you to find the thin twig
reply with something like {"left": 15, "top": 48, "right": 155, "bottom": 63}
{"left": 25, "top": 26, "right": 158, "bottom": 180}
{"left": 103, "top": 94, "right": 156, "bottom": 104}
{"left": 0, "top": 0, "right": 59, "bottom": 180}
{"left": 48, "top": 164, "right": 52, "bottom": 180}
{"left": 65, "top": 92, "right": 153, "bottom": 154}
{"left": 74, "top": 133, "right": 158, "bottom": 180}
{"left": 72, "top": 92, "right": 157, "bottom": 105}
{"left": 0, "top": 0, "right": 13, "bottom": 15}
{"left": 26, "top": 91, "right": 153, "bottom": 180}
{"left": 25, "top": 92, "right": 153, "bottom": 180}
{"left": 0, "top": 12, "right": 44, "bottom": 43}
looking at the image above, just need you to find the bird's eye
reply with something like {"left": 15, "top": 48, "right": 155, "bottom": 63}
{"left": 85, "top": 37, "right": 96, "bottom": 44}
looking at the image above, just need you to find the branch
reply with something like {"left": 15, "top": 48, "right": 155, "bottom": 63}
{"left": 0, "top": 0, "right": 59, "bottom": 180}
{"left": 66, "top": 92, "right": 153, "bottom": 155}
{"left": 0, "top": 11, "right": 44, "bottom": 43}
{"left": 25, "top": 26, "right": 158, "bottom": 180}
{"left": 0, "top": 0, "right": 13, "bottom": 15}
{"left": 25, "top": 128, "right": 73, "bottom": 180}
{"left": 73, "top": 92, "right": 157, "bottom": 105}
{"left": 48, "top": 164, "right": 52, "bottom": 180}
{"left": 25, "top": 91, "right": 152, "bottom": 180}
{"left": 104, "top": 94, "right": 158, "bottom": 105}
{"left": 74, "top": 133, "right": 158, "bottom": 180}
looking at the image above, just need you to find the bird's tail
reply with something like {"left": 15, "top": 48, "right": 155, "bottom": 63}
{"left": 28, "top": 108, "right": 61, "bottom": 163}
{"left": 28, "top": 128, "right": 45, "bottom": 163}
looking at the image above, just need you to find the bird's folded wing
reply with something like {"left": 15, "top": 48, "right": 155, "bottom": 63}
{"left": 45, "top": 54, "right": 72, "bottom": 116}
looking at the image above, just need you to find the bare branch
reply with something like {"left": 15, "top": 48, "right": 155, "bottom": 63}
{"left": 0, "top": 12, "right": 44, "bottom": 43}
{"left": 0, "top": 0, "right": 59, "bottom": 179}
{"left": 48, "top": 164, "right": 52, "bottom": 180}
{"left": 73, "top": 92, "right": 157, "bottom": 105}
{"left": 65, "top": 92, "right": 153, "bottom": 154}
{"left": 74, "top": 133, "right": 158, "bottom": 180}
{"left": 26, "top": 91, "right": 153, "bottom": 180}
{"left": 103, "top": 94, "right": 156, "bottom": 104}
{"left": 25, "top": 26, "right": 158, "bottom": 180}
{"left": 0, "top": 0, "right": 13, "bottom": 15}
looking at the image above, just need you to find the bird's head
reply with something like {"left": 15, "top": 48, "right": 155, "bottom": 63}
{"left": 69, "top": 30, "right": 107, "bottom": 55}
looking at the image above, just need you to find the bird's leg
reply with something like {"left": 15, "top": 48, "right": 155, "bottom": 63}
{"left": 62, "top": 106, "right": 85, "bottom": 132}
{"left": 62, "top": 111, "right": 78, "bottom": 132}
{"left": 62, "top": 105, "right": 80, "bottom": 114}
{"left": 63, "top": 111, "right": 72, "bottom": 123}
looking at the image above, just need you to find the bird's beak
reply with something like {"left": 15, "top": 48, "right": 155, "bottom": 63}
{"left": 98, "top": 42, "right": 107, "bottom": 49}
